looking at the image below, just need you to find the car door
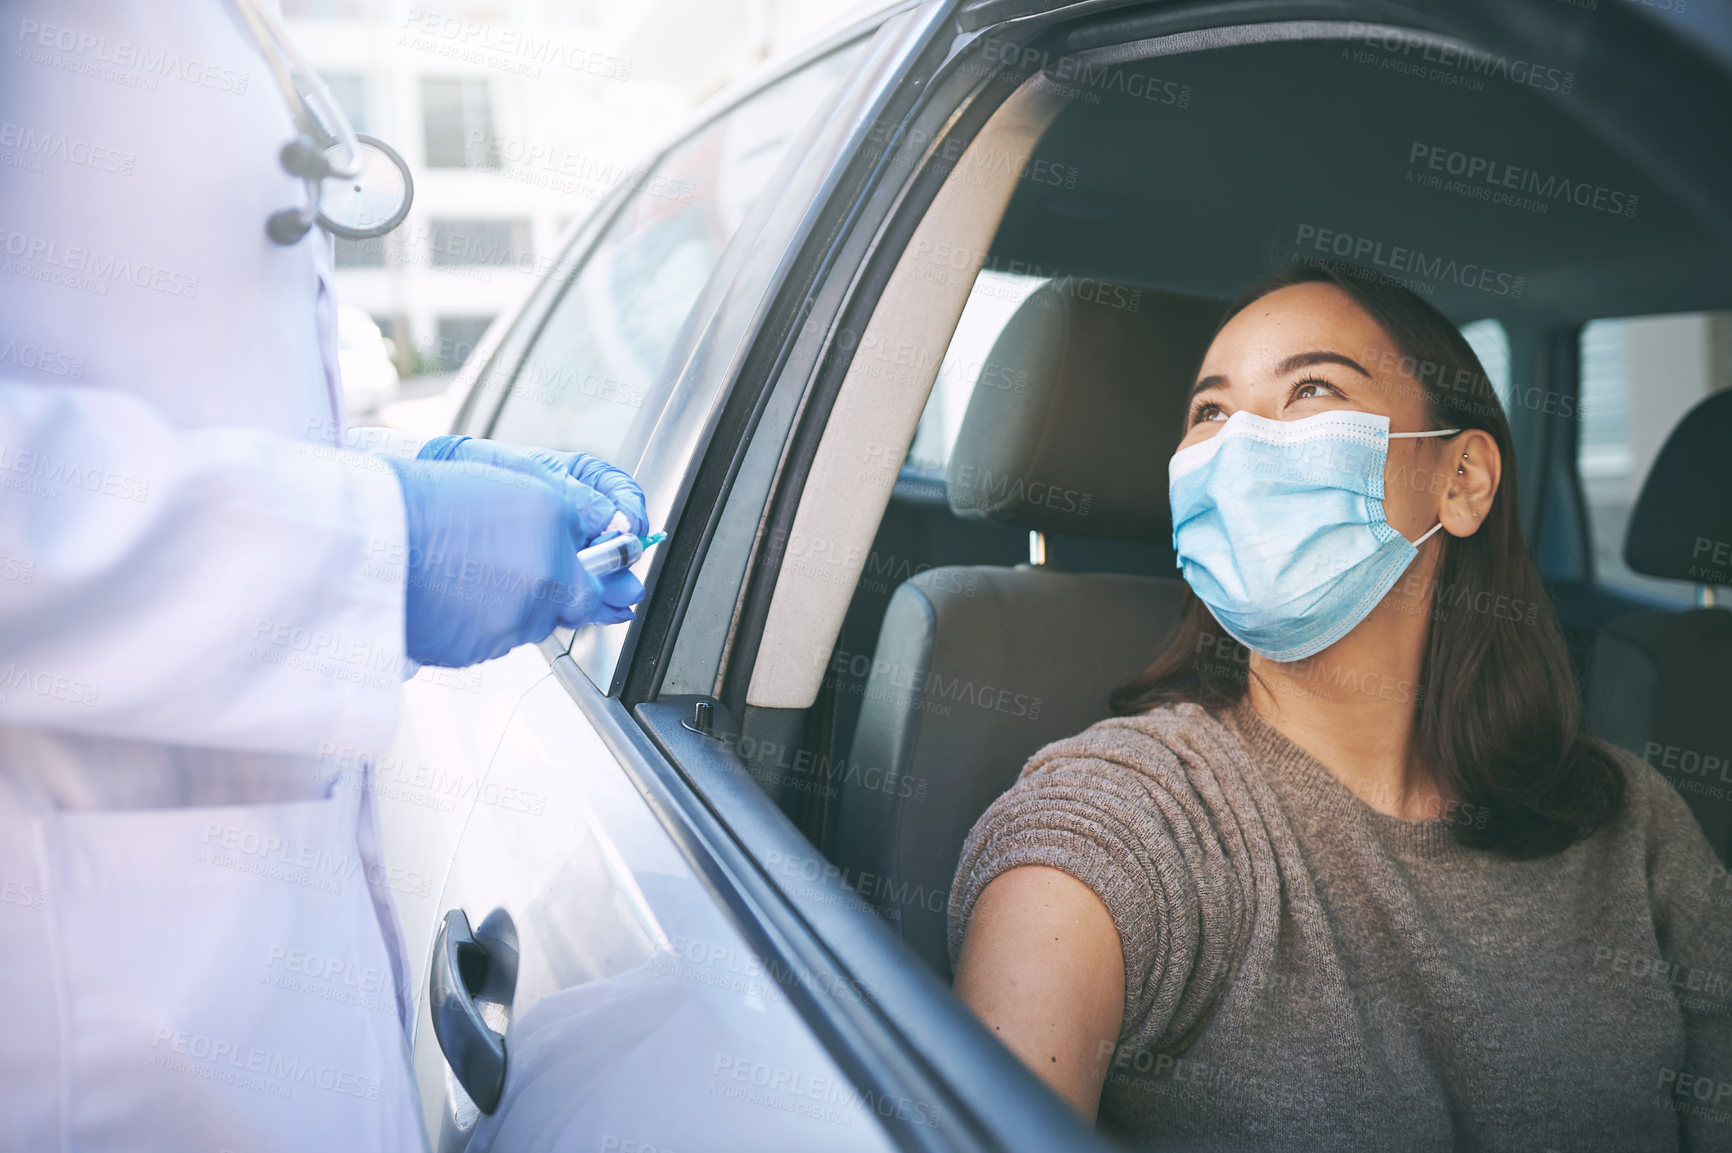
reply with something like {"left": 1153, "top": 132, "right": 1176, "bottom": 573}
{"left": 406, "top": 19, "right": 916, "bottom": 1153}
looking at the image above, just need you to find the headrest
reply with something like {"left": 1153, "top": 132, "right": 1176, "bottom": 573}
{"left": 945, "top": 278, "right": 1222, "bottom": 540}
{"left": 1624, "top": 388, "right": 1732, "bottom": 584}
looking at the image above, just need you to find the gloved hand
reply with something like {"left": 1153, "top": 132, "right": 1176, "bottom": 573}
{"left": 386, "top": 458, "right": 646, "bottom": 668}
{"left": 418, "top": 436, "right": 650, "bottom": 538}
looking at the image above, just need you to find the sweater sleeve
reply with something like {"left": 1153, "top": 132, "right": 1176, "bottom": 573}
{"left": 1616, "top": 747, "right": 1732, "bottom": 1150}
{"left": 947, "top": 706, "right": 1254, "bottom": 1056}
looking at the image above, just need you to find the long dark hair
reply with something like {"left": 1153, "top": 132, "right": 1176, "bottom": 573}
{"left": 1111, "top": 263, "right": 1625, "bottom": 858}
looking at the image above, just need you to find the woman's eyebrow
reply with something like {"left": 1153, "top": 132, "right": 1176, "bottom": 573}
{"left": 1276, "top": 350, "right": 1372, "bottom": 378}
{"left": 1189, "top": 374, "right": 1227, "bottom": 398}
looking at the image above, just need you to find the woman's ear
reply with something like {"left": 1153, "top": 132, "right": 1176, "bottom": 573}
{"left": 1439, "top": 430, "right": 1501, "bottom": 538}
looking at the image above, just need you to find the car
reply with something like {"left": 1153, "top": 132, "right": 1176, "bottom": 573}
{"left": 337, "top": 303, "right": 402, "bottom": 418}
{"left": 373, "top": 1, "right": 1732, "bottom": 1149}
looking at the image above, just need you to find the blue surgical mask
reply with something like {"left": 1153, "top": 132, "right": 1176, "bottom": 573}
{"left": 1168, "top": 409, "right": 1459, "bottom": 662}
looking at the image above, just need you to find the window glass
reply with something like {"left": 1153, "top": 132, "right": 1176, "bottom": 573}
{"left": 1578, "top": 312, "right": 1732, "bottom": 603}
{"left": 1459, "top": 318, "right": 1511, "bottom": 412}
{"left": 322, "top": 72, "right": 368, "bottom": 135}
{"left": 432, "top": 316, "right": 495, "bottom": 374}
{"left": 427, "top": 218, "right": 533, "bottom": 268}
{"left": 905, "top": 270, "right": 1049, "bottom": 478}
{"left": 334, "top": 234, "right": 385, "bottom": 269}
{"left": 486, "top": 43, "right": 863, "bottom": 462}
{"left": 421, "top": 77, "right": 496, "bottom": 169}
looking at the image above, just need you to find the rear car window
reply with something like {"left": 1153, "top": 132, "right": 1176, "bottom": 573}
{"left": 1578, "top": 311, "right": 1732, "bottom": 603}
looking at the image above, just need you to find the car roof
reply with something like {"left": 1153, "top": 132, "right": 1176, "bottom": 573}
{"left": 987, "top": 30, "right": 1732, "bottom": 324}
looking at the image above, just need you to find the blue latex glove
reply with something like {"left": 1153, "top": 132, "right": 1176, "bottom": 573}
{"left": 387, "top": 458, "right": 646, "bottom": 667}
{"left": 419, "top": 436, "right": 650, "bottom": 538}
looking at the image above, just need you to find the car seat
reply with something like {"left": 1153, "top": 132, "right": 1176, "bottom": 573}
{"left": 831, "top": 278, "right": 1222, "bottom": 977}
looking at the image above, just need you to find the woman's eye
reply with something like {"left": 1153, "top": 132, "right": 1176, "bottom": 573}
{"left": 1291, "top": 377, "right": 1340, "bottom": 402}
{"left": 1190, "top": 401, "right": 1225, "bottom": 425}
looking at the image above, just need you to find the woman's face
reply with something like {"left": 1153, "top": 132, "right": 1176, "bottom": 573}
{"left": 1179, "top": 282, "right": 1461, "bottom": 545}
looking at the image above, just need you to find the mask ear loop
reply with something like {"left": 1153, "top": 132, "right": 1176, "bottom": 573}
{"left": 1411, "top": 521, "right": 1447, "bottom": 546}
{"left": 1387, "top": 428, "right": 1462, "bottom": 547}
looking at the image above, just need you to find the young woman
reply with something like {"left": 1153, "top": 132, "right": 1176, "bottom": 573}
{"left": 947, "top": 265, "right": 1730, "bottom": 1150}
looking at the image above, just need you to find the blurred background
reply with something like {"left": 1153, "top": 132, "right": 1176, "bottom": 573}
{"left": 288, "top": 0, "right": 879, "bottom": 430}
{"left": 301, "top": 0, "right": 1728, "bottom": 607}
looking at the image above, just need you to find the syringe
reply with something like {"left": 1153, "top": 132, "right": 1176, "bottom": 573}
{"left": 578, "top": 530, "right": 667, "bottom": 578}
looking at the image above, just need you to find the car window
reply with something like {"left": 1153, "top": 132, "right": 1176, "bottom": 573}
{"left": 905, "top": 270, "right": 1050, "bottom": 478}
{"left": 1578, "top": 311, "right": 1732, "bottom": 603}
{"left": 1460, "top": 318, "right": 1511, "bottom": 412}
{"left": 486, "top": 44, "right": 864, "bottom": 462}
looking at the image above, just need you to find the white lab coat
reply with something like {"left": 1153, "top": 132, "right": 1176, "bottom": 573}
{"left": 0, "top": 2, "right": 424, "bottom": 1149}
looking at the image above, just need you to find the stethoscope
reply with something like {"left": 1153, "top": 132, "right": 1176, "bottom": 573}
{"left": 231, "top": 0, "right": 414, "bottom": 245}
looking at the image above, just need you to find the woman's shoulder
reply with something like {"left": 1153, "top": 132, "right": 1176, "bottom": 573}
{"left": 1015, "top": 700, "right": 1254, "bottom": 793}
{"left": 967, "top": 699, "right": 1268, "bottom": 897}
{"left": 950, "top": 699, "right": 1270, "bottom": 1053}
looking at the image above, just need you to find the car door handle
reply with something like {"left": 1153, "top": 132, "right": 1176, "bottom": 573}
{"left": 430, "top": 908, "right": 518, "bottom": 1115}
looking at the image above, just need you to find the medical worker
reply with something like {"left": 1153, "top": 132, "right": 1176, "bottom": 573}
{"left": 0, "top": 2, "right": 644, "bottom": 1149}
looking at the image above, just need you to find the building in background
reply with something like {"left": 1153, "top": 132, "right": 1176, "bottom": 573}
{"left": 284, "top": 0, "right": 874, "bottom": 389}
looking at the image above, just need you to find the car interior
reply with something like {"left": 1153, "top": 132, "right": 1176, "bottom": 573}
{"left": 700, "top": 24, "right": 1732, "bottom": 983}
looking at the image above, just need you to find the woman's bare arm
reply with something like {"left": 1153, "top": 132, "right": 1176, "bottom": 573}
{"left": 952, "top": 865, "right": 1126, "bottom": 1121}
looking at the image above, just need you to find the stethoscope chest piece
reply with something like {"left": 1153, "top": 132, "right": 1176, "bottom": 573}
{"left": 270, "top": 133, "right": 414, "bottom": 245}
{"left": 235, "top": 0, "right": 413, "bottom": 245}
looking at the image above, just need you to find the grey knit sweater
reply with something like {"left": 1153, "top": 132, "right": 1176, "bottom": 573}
{"left": 947, "top": 701, "right": 1732, "bottom": 1151}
